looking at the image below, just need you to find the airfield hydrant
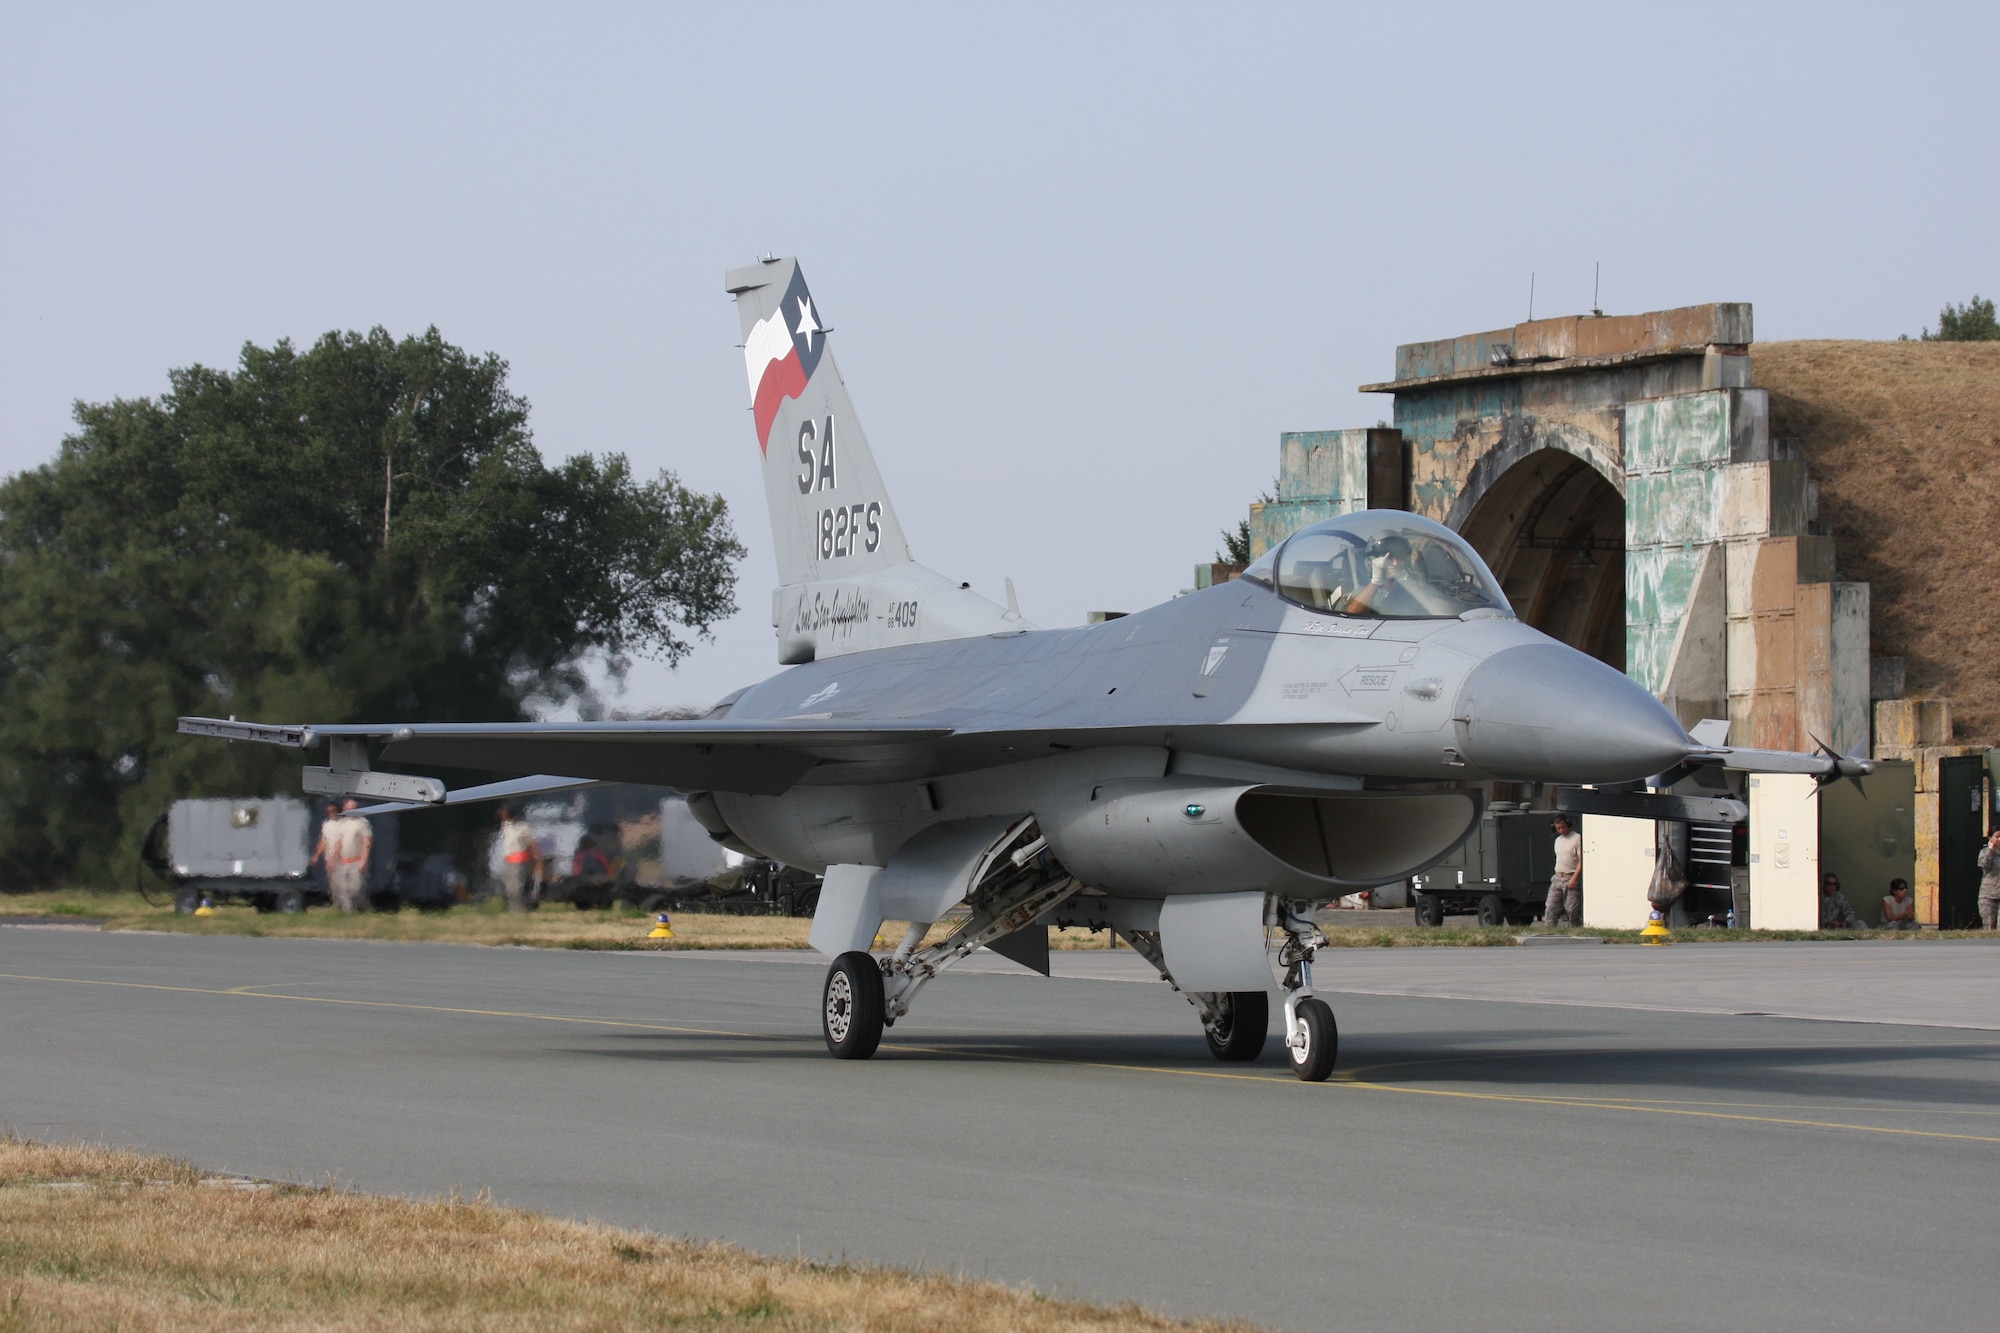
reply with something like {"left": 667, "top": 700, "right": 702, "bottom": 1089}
{"left": 1641, "top": 910, "right": 1671, "bottom": 946}
{"left": 648, "top": 913, "right": 674, "bottom": 940}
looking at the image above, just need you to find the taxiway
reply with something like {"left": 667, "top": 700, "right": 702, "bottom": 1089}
{"left": 3, "top": 928, "right": 1995, "bottom": 1331}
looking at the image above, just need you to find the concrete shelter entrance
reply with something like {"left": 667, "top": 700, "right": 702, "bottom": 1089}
{"left": 1456, "top": 451, "right": 1625, "bottom": 669}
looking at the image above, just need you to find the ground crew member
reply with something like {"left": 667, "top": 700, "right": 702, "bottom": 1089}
{"left": 498, "top": 806, "right": 540, "bottom": 912}
{"left": 1881, "top": 878, "right": 1917, "bottom": 931}
{"left": 312, "top": 798, "right": 373, "bottom": 912}
{"left": 1819, "top": 872, "right": 1861, "bottom": 930}
{"left": 1546, "top": 814, "right": 1582, "bottom": 928}
{"left": 571, "top": 835, "right": 613, "bottom": 881}
{"left": 1978, "top": 831, "right": 2000, "bottom": 930}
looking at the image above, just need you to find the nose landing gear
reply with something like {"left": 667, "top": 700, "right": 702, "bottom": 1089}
{"left": 1279, "top": 904, "right": 1338, "bottom": 1082}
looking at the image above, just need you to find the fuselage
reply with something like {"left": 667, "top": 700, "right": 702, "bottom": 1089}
{"left": 710, "top": 575, "right": 1689, "bottom": 876}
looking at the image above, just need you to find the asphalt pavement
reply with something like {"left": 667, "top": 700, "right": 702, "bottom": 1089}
{"left": 3, "top": 926, "right": 1996, "bottom": 1332}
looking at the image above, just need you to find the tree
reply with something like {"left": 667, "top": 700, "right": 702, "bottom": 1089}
{"left": 1216, "top": 517, "right": 1253, "bottom": 565}
{"left": 1919, "top": 295, "right": 1999, "bottom": 341}
{"left": 0, "top": 327, "right": 744, "bottom": 887}
{"left": 1214, "top": 483, "right": 1276, "bottom": 564}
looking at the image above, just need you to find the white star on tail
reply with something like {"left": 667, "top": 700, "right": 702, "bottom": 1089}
{"left": 793, "top": 295, "right": 820, "bottom": 348}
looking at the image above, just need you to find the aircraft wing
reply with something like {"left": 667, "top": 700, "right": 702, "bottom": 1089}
{"left": 177, "top": 716, "right": 956, "bottom": 798}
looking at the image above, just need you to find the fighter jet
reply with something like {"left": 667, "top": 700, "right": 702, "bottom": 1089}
{"left": 181, "top": 257, "right": 1870, "bottom": 1081}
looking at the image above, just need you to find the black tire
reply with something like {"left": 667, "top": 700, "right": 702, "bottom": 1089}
{"left": 822, "top": 951, "right": 885, "bottom": 1059}
{"left": 1288, "top": 997, "right": 1338, "bottom": 1082}
{"left": 1476, "top": 893, "right": 1507, "bottom": 928}
{"left": 1202, "top": 991, "right": 1269, "bottom": 1062}
{"left": 174, "top": 886, "right": 201, "bottom": 915}
{"left": 1413, "top": 893, "right": 1444, "bottom": 928}
{"left": 275, "top": 888, "right": 305, "bottom": 915}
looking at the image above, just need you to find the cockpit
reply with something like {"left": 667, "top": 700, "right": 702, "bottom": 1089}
{"left": 1241, "top": 511, "right": 1513, "bottom": 620}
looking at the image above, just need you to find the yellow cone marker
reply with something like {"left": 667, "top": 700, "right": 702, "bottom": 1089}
{"left": 648, "top": 913, "right": 674, "bottom": 939}
{"left": 1640, "top": 910, "right": 1671, "bottom": 945}
{"left": 193, "top": 897, "right": 216, "bottom": 917}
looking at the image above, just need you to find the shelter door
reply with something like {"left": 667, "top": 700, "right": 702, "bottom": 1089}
{"left": 1936, "top": 755, "right": 1987, "bottom": 929}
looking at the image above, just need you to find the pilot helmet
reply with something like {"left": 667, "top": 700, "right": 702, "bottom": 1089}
{"left": 1365, "top": 534, "right": 1413, "bottom": 562}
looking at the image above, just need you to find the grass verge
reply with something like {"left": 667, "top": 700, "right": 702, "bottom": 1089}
{"left": 4, "top": 890, "right": 1993, "bottom": 951}
{"left": 0, "top": 890, "right": 1130, "bottom": 952}
{"left": 0, "top": 1136, "right": 1257, "bottom": 1333}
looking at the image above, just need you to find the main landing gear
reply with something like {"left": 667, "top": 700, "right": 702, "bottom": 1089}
{"left": 822, "top": 951, "right": 885, "bottom": 1059}
{"left": 1201, "top": 990, "right": 1268, "bottom": 1062}
{"left": 818, "top": 842, "right": 1079, "bottom": 1060}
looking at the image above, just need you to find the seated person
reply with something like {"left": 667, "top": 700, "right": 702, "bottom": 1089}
{"left": 570, "top": 835, "right": 614, "bottom": 882}
{"left": 1880, "top": 877, "right": 1918, "bottom": 931}
{"left": 1819, "top": 872, "right": 1862, "bottom": 930}
{"left": 1344, "top": 535, "right": 1457, "bottom": 617}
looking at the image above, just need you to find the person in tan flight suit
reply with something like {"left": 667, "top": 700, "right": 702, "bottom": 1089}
{"left": 313, "top": 798, "right": 374, "bottom": 912}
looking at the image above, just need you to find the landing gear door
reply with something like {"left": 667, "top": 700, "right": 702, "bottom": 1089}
{"left": 1159, "top": 892, "right": 1273, "bottom": 993}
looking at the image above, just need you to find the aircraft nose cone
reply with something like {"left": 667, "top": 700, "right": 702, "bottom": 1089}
{"left": 1453, "top": 644, "right": 1690, "bottom": 783}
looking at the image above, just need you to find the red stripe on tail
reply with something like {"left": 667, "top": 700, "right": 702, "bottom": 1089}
{"left": 752, "top": 351, "right": 809, "bottom": 454}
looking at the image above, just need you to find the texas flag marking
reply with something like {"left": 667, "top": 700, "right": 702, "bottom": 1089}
{"left": 743, "top": 268, "right": 827, "bottom": 453}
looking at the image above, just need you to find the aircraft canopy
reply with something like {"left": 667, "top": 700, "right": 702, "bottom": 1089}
{"left": 1244, "top": 511, "right": 1512, "bottom": 620}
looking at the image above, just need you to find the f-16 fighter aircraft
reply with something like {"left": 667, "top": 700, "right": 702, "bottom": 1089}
{"left": 182, "top": 257, "right": 1872, "bottom": 1081}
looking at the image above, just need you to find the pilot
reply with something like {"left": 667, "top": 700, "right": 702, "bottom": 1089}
{"left": 1344, "top": 534, "right": 1459, "bottom": 617}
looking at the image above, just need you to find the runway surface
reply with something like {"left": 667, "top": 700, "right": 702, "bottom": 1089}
{"left": 4, "top": 927, "right": 1997, "bottom": 1332}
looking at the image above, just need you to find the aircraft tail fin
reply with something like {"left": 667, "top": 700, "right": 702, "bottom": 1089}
{"left": 727, "top": 257, "right": 912, "bottom": 586}
{"left": 726, "top": 258, "right": 1027, "bottom": 663}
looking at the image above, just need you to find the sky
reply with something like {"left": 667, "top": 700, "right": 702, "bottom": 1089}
{"left": 3, "top": 2, "right": 1994, "bottom": 714}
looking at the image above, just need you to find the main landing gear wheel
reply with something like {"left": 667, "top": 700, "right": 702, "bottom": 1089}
{"left": 1202, "top": 991, "right": 1269, "bottom": 1062}
{"left": 1288, "top": 997, "right": 1338, "bottom": 1082}
{"left": 822, "top": 951, "right": 885, "bottom": 1060}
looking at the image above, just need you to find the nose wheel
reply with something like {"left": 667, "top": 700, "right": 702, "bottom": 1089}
{"left": 1279, "top": 903, "right": 1339, "bottom": 1082}
{"left": 1287, "top": 996, "right": 1337, "bottom": 1081}
{"left": 822, "top": 951, "right": 885, "bottom": 1059}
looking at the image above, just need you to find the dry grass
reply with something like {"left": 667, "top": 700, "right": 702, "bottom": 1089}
{"left": 0, "top": 1137, "right": 1257, "bottom": 1333}
{"left": 1755, "top": 339, "right": 2000, "bottom": 744}
{"left": 9, "top": 891, "right": 1991, "bottom": 951}
{"left": 2, "top": 890, "right": 821, "bottom": 950}
{"left": 0, "top": 890, "right": 1128, "bottom": 953}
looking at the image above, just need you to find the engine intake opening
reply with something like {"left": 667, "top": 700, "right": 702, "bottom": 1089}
{"left": 1236, "top": 789, "right": 1480, "bottom": 884}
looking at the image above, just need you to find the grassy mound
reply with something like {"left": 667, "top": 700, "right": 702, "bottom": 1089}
{"left": 1756, "top": 339, "right": 2000, "bottom": 744}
